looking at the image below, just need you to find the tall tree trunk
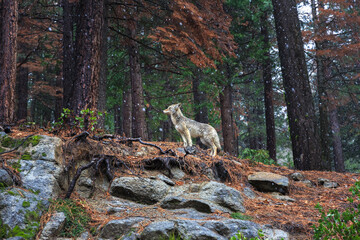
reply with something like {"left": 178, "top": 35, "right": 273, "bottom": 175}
{"left": 193, "top": 74, "right": 209, "bottom": 124}
{"left": 272, "top": 0, "right": 321, "bottom": 170}
{"left": 0, "top": 0, "right": 18, "bottom": 124}
{"left": 54, "top": 74, "right": 63, "bottom": 120}
{"left": 329, "top": 106, "right": 345, "bottom": 172}
{"left": 62, "top": 0, "right": 75, "bottom": 109}
{"left": 128, "top": 19, "right": 148, "bottom": 139}
{"left": 16, "top": 67, "right": 29, "bottom": 121}
{"left": 73, "top": 0, "right": 104, "bottom": 124}
{"left": 220, "top": 83, "right": 237, "bottom": 156}
{"left": 114, "top": 104, "right": 122, "bottom": 135}
{"left": 261, "top": 13, "right": 276, "bottom": 162}
{"left": 97, "top": 0, "right": 108, "bottom": 129}
{"left": 122, "top": 85, "right": 132, "bottom": 137}
{"left": 193, "top": 74, "right": 209, "bottom": 147}
{"left": 311, "top": 0, "right": 332, "bottom": 170}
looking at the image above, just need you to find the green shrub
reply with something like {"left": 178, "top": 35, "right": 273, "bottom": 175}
{"left": 51, "top": 199, "right": 91, "bottom": 238}
{"left": 240, "top": 148, "right": 276, "bottom": 165}
{"left": 313, "top": 181, "right": 360, "bottom": 240}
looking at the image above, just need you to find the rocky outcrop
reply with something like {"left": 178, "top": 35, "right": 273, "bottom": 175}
{"left": 248, "top": 172, "right": 289, "bottom": 194}
{"left": 100, "top": 219, "right": 289, "bottom": 240}
{"left": 0, "top": 135, "right": 65, "bottom": 237}
{"left": 1, "top": 135, "right": 291, "bottom": 240}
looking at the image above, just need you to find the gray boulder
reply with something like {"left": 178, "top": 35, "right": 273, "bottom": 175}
{"left": 161, "top": 181, "right": 245, "bottom": 213}
{"left": 19, "top": 159, "right": 63, "bottom": 199}
{"left": 160, "top": 196, "right": 213, "bottom": 213}
{"left": 243, "top": 187, "right": 256, "bottom": 199}
{"left": 248, "top": 172, "right": 289, "bottom": 194}
{"left": 139, "top": 221, "right": 176, "bottom": 240}
{"left": 201, "top": 219, "right": 260, "bottom": 239}
{"left": 318, "top": 178, "right": 339, "bottom": 188}
{"left": 0, "top": 188, "right": 45, "bottom": 230}
{"left": 199, "top": 181, "right": 245, "bottom": 212}
{"left": 99, "top": 217, "right": 144, "bottom": 239}
{"left": 0, "top": 136, "right": 64, "bottom": 237}
{"left": 139, "top": 220, "right": 224, "bottom": 240}
{"left": 20, "top": 135, "right": 62, "bottom": 162}
{"left": 290, "top": 172, "right": 305, "bottom": 181}
{"left": 110, "top": 177, "right": 170, "bottom": 204}
{"left": 157, "top": 174, "right": 175, "bottom": 186}
{"left": 263, "top": 227, "right": 290, "bottom": 240}
{"left": 39, "top": 212, "right": 66, "bottom": 240}
{"left": 139, "top": 219, "right": 263, "bottom": 240}
{"left": 0, "top": 168, "right": 13, "bottom": 187}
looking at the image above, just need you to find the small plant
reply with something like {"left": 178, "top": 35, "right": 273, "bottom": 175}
{"left": 1, "top": 136, "right": 17, "bottom": 148}
{"left": 10, "top": 160, "right": 22, "bottom": 172}
{"left": 231, "top": 212, "right": 252, "bottom": 220}
{"left": 22, "top": 201, "right": 31, "bottom": 208}
{"left": 312, "top": 181, "right": 360, "bottom": 240}
{"left": 229, "top": 230, "right": 265, "bottom": 240}
{"left": 240, "top": 148, "right": 276, "bottom": 165}
{"left": 51, "top": 108, "right": 105, "bottom": 134}
{"left": 50, "top": 199, "right": 91, "bottom": 238}
{"left": 21, "top": 152, "right": 32, "bottom": 160}
{"left": 24, "top": 135, "right": 42, "bottom": 147}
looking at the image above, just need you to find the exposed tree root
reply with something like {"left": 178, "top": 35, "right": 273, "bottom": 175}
{"left": 0, "top": 134, "right": 36, "bottom": 186}
{"left": 64, "top": 132, "right": 234, "bottom": 199}
{"left": 143, "top": 157, "right": 184, "bottom": 177}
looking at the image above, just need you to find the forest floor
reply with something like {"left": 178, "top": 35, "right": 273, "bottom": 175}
{"left": 3, "top": 127, "right": 360, "bottom": 239}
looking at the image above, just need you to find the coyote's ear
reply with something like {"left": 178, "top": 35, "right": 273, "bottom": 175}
{"left": 177, "top": 103, "right": 182, "bottom": 108}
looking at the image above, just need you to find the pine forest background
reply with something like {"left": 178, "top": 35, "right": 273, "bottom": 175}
{"left": 0, "top": 0, "right": 359, "bottom": 172}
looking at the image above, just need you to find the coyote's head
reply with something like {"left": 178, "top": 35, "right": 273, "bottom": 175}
{"left": 163, "top": 103, "right": 182, "bottom": 115}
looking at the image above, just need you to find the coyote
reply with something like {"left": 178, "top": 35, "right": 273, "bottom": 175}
{"left": 163, "top": 103, "right": 221, "bottom": 156}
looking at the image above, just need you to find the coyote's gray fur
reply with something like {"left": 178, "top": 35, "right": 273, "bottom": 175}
{"left": 163, "top": 103, "right": 221, "bottom": 156}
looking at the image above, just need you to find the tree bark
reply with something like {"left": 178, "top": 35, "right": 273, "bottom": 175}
{"left": 114, "top": 104, "right": 122, "bottom": 135}
{"left": 54, "top": 74, "right": 63, "bottom": 120}
{"left": 261, "top": 13, "right": 276, "bottom": 162}
{"left": 272, "top": 0, "right": 321, "bottom": 170}
{"left": 220, "top": 83, "right": 237, "bottom": 156}
{"left": 128, "top": 19, "right": 148, "bottom": 139}
{"left": 0, "top": 0, "right": 18, "bottom": 124}
{"left": 311, "top": 0, "right": 332, "bottom": 171}
{"left": 329, "top": 106, "right": 345, "bottom": 172}
{"left": 122, "top": 85, "right": 132, "bottom": 137}
{"left": 97, "top": 0, "right": 108, "bottom": 128}
{"left": 16, "top": 67, "right": 29, "bottom": 121}
{"left": 73, "top": 0, "right": 104, "bottom": 127}
{"left": 62, "top": 0, "right": 75, "bottom": 109}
